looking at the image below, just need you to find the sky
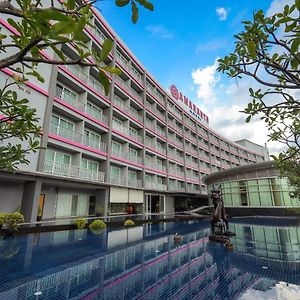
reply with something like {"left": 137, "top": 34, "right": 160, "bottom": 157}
{"left": 97, "top": 0, "right": 292, "bottom": 155}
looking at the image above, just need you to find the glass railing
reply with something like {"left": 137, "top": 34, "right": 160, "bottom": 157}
{"left": 85, "top": 106, "right": 108, "bottom": 125}
{"left": 88, "top": 77, "right": 105, "bottom": 95}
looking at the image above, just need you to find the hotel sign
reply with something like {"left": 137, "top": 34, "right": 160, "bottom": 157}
{"left": 169, "top": 84, "right": 209, "bottom": 124}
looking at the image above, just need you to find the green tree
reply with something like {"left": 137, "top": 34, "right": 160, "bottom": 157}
{"left": 218, "top": 1, "right": 300, "bottom": 198}
{"left": 0, "top": 0, "right": 153, "bottom": 170}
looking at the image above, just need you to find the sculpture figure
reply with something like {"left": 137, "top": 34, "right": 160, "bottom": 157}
{"left": 210, "top": 186, "right": 229, "bottom": 235}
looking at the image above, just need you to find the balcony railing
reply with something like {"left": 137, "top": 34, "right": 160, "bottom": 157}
{"left": 55, "top": 86, "right": 108, "bottom": 125}
{"left": 110, "top": 175, "right": 127, "bottom": 186}
{"left": 88, "top": 77, "right": 105, "bottom": 96}
{"left": 49, "top": 122, "right": 82, "bottom": 143}
{"left": 129, "top": 129, "right": 143, "bottom": 143}
{"left": 145, "top": 181, "right": 167, "bottom": 191}
{"left": 55, "top": 86, "right": 85, "bottom": 112}
{"left": 111, "top": 147, "right": 127, "bottom": 160}
{"left": 65, "top": 64, "right": 88, "bottom": 82}
{"left": 83, "top": 136, "right": 107, "bottom": 152}
{"left": 85, "top": 106, "right": 108, "bottom": 125}
{"left": 145, "top": 161, "right": 167, "bottom": 172}
{"left": 115, "top": 76, "right": 130, "bottom": 90}
{"left": 128, "top": 178, "right": 143, "bottom": 188}
{"left": 44, "top": 161, "right": 105, "bottom": 182}
{"left": 113, "top": 96, "right": 142, "bottom": 122}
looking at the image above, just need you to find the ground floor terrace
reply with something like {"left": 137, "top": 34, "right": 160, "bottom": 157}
{"left": 0, "top": 171, "right": 208, "bottom": 223}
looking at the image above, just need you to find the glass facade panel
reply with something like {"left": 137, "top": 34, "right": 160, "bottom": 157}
{"left": 248, "top": 180, "right": 260, "bottom": 206}
{"left": 258, "top": 179, "right": 273, "bottom": 206}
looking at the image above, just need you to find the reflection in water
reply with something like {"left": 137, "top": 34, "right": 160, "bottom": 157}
{"left": 0, "top": 220, "right": 300, "bottom": 299}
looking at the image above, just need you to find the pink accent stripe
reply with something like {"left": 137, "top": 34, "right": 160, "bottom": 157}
{"left": 168, "top": 157, "right": 184, "bottom": 165}
{"left": 54, "top": 98, "right": 109, "bottom": 129}
{"left": 110, "top": 155, "right": 143, "bottom": 168}
{"left": 186, "top": 164, "right": 199, "bottom": 171}
{"left": 1, "top": 68, "right": 49, "bottom": 97}
{"left": 186, "top": 178, "right": 200, "bottom": 184}
{"left": 168, "top": 174, "right": 186, "bottom": 180}
{"left": 48, "top": 133, "right": 107, "bottom": 156}
{"left": 144, "top": 166, "right": 167, "bottom": 175}
{"left": 111, "top": 129, "right": 143, "bottom": 147}
{"left": 145, "top": 147, "right": 167, "bottom": 158}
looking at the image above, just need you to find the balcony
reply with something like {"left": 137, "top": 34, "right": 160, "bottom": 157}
{"left": 110, "top": 174, "right": 127, "bottom": 186}
{"left": 112, "top": 121, "right": 129, "bottom": 136}
{"left": 145, "top": 181, "right": 167, "bottom": 191}
{"left": 128, "top": 154, "right": 143, "bottom": 165}
{"left": 85, "top": 105, "right": 108, "bottom": 125}
{"left": 167, "top": 103, "right": 182, "bottom": 120}
{"left": 55, "top": 86, "right": 108, "bottom": 125}
{"left": 145, "top": 161, "right": 167, "bottom": 172}
{"left": 49, "top": 122, "right": 82, "bottom": 143}
{"left": 113, "top": 95, "right": 142, "bottom": 122}
{"left": 111, "top": 147, "right": 127, "bottom": 160}
{"left": 129, "top": 129, "right": 143, "bottom": 143}
{"left": 55, "top": 86, "right": 85, "bottom": 112}
{"left": 145, "top": 102, "right": 165, "bottom": 121}
{"left": 114, "top": 76, "right": 130, "bottom": 91}
{"left": 88, "top": 77, "right": 106, "bottom": 96}
{"left": 116, "top": 51, "right": 131, "bottom": 73}
{"left": 44, "top": 161, "right": 105, "bottom": 182}
{"left": 83, "top": 136, "right": 107, "bottom": 152}
{"left": 128, "top": 178, "right": 143, "bottom": 188}
{"left": 168, "top": 185, "right": 185, "bottom": 192}
{"left": 93, "top": 27, "right": 106, "bottom": 44}
{"left": 65, "top": 64, "right": 88, "bottom": 82}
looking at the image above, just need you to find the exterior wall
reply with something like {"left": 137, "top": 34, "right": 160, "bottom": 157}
{"left": 0, "top": 182, "right": 23, "bottom": 212}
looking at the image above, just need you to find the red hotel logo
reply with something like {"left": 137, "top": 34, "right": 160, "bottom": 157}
{"left": 169, "top": 84, "right": 209, "bottom": 124}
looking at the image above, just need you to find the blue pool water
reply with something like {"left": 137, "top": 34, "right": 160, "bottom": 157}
{"left": 1, "top": 217, "right": 300, "bottom": 299}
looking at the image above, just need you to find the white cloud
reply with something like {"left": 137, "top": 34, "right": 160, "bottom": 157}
{"left": 145, "top": 25, "right": 174, "bottom": 39}
{"left": 267, "top": 0, "right": 294, "bottom": 16}
{"left": 191, "top": 59, "right": 220, "bottom": 105}
{"left": 216, "top": 7, "right": 229, "bottom": 21}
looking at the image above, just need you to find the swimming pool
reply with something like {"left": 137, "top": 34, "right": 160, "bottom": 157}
{"left": 0, "top": 218, "right": 300, "bottom": 299}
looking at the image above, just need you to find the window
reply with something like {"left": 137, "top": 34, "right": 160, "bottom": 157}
{"left": 111, "top": 166, "right": 121, "bottom": 177}
{"left": 46, "top": 149, "right": 71, "bottom": 165}
{"left": 129, "top": 148, "right": 138, "bottom": 157}
{"left": 84, "top": 129, "right": 101, "bottom": 149}
{"left": 128, "top": 171, "right": 137, "bottom": 180}
{"left": 51, "top": 115, "right": 74, "bottom": 137}
{"left": 86, "top": 101, "right": 102, "bottom": 119}
{"left": 81, "top": 159, "right": 98, "bottom": 171}
{"left": 111, "top": 140, "right": 121, "bottom": 153}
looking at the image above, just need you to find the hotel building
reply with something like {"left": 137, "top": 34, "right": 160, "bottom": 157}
{"left": 0, "top": 6, "right": 267, "bottom": 222}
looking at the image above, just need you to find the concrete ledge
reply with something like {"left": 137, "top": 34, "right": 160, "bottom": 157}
{"left": 0, "top": 215, "right": 207, "bottom": 236}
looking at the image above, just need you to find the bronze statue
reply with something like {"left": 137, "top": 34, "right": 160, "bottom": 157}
{"left": 210, "top": 186, "right": 229, "bottom": 235}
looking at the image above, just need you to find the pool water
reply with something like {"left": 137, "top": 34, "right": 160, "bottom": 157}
{"left": 0, "top": 218, "right": 300, "bottom": 300}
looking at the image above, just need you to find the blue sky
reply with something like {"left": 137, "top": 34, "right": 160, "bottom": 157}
{"left": 97, "top": 0, "right": 291, "bottom": 154}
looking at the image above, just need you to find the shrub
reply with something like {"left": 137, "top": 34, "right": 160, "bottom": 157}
{"left": 74, "top": 218, "right": 87, "bottom": 230}
{"left": 89, "top": 220, "right": 106, "bottom": 232}
{"left": 3, "top": 212, "right": 25, "bottom": 231}
{"left": 124, "top": 219, "right": 135, "bottom": 226}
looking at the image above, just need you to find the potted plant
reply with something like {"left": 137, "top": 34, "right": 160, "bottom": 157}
{"left": 2, "top": 212, "right": 25, "bottom": 238}
{"left": 124, "top": 219, "right": 135, "bottom": 226}
{"left": 89, "top": 219, "right": 106, "bottom": 235}
{"left": 74, "top": 218, "right": 87, "bottom": 229}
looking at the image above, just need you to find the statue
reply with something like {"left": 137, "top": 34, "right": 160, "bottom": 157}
{"left": 209, "top": 186, "right": 235, "bottom": 243}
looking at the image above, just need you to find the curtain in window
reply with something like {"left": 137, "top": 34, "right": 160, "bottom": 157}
{"left": 56, "top": 193, "right": 72, "bottom": 217}
{"left": 77, "top": 195, "right": 89, "bottom": 216}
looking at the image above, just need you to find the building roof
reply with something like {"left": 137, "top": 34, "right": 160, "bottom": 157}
{"left": 203, "top": 161, "right": 276, "bottom": 184}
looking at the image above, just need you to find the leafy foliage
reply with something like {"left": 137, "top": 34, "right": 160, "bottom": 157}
{"left": 124, "top": 219, "right": 135, "bottom": 226}
{"left": 89, "top": 219, "right": 106, "bottom": 232}
{"left": 74, "top": 218, "right": 88, "bottom": 229}
{"left": 218, "top": 1, "right": 300, "bottom": 198}
{"left": 2, "top": 212, "right": 25, "bottom": 231}
{"left": 0, "top": 0, "right": 153, "bottom": 170}
{"left": 115, "top": 0, "right": 154, "bottom": 23}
